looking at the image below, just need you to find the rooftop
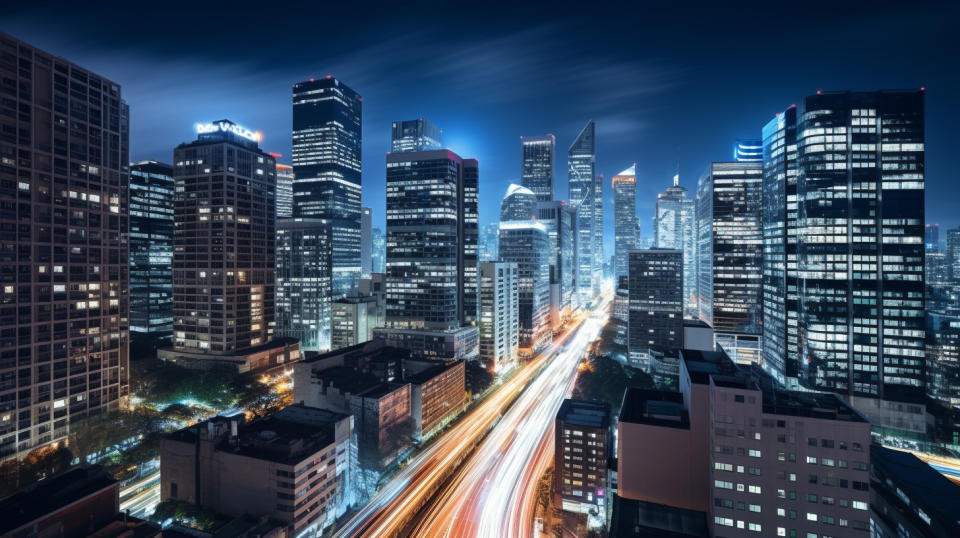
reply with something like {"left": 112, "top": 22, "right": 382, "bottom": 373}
{"left": 0, "top": 465, "right": 118, "bottom": 533}
{"left": 679, "top": 348, "right": 740, "bottom": 385}
{"left": 405, "top": 360, "right": 460, "bottom": 385}
{"left": 609, "top": 495, "right": 708, "bottom": 537}
{"left": 557, "top": 399, "right": 610, "bottom": 429}
{"left": 619, "top": 388, "right": 689, "bottom": 430}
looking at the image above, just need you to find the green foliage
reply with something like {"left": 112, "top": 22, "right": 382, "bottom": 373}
{"left": 233, "top": 377, "right": 289, "bottom": 419}
{"left": 133, "top": 359, "right": 238, "bottom": 410}
{"left": 572, "top": 353, "right": 654, "bottom": 417}
{"left": 150, "top": 499, "right": 217, "bottom": 530}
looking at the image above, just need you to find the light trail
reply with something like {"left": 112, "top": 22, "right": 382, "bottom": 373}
{"left": 335, "top": 298, "right": 609, "bottom": 537}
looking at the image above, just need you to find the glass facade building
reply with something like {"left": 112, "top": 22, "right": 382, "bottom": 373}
{"left": 499, "top": 221, "right": 551, "bottom": 354}
{"left": 275, "top": 163, "right": 293, "bottom": 218}
{"left": 734, "top": 138, "right": 763, "bottom": 162}
{"left": 521, "top": 134, "right": 555, "bottom": 202}
{"left": 391, "top": 118, "right": 442, "bottom": 153}
{"left": 654, "top": 174, "right": 696, "bottom": 317}
{"left": 536, "top": 200, "right": 578, "bottom": 325}
{"left": 478, "top": 221, "right": 500, "bottom": 262}
{"left": 925, "top": 223, "right": 939, "bottom": 251}
{"left": 361, "top": 206, "right": 372, "bottom": 278}
{"left": 613, "top": 165, "right": 638, "bottom": 280}
{"left": 291, "top": 76, "right": 362, "bottom": 299}
{"left": 627, "top": 249, "right": 683, "bottom": 371}
{"left": 372, "top": 227, "right": 386, "bottom": 274}
{"left": 276, "top": 218, "right": 332, "bottom": 351}
{"left": 500, "top": 183, "right": 536, "bottom": 221}
{"left": 129, "top": 160, "right": 174, "bottom": 336}
{"left": 697, "top": 161, "right": 764, "bottom": 365}
{"left": 567, "top": 121, "right": 601, "bottom": 303}
{"left": 796, "top": 90, "right": 925, "bottom": 400}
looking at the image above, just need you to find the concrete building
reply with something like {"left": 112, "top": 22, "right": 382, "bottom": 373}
{"left": 617, "top": 349, "right": 872, "bottom": 537}
{"left": 0, "top": 33, "right": 131, "bottom": 460}
{"left": 498, "top": 221, "right": 551, "bottom": 355}
{"left": 129, "top": 160, "right": 175, "bottom": 338}
{"left": 160, "top": 406, "right": 352, "bottom": 537}
{"left": 359, "top": 272, "right": 386, "bottom": 325}
{"left": 521, "top": 134, "right": 555, "bottom": 201}
{"left": 404, "top": 359, "right": 466, "bottom": 440}
{"left": 478, "top": 262, "right": 519, "bottom": 373}
{"left": 331, "top": 295, "right": 378, "bottom": 350}
{"left": 553, "top": 399, "right": 610, "bottom": 518}
{"left": 627, "top": 249, "right": 683, "bottom": 372}
{"left": 613, "top": 165, "right": 638, "bottom": 279}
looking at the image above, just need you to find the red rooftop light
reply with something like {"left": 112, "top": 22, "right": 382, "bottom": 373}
{"left": 326, "top": 75, "right": 332, "bottom": 79}
{"left": 816, "top": 90, "right": 822, "bottom": 95}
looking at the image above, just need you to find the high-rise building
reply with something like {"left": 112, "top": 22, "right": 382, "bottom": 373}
{"left": 371, "top": 227, "right": 386, "bottom": 274}
{"left": 697, "top": 161, "right": 763, "bottom": 365}
{"left": 613, "top": 165, "right": 638, "bottom": 279}
{"left": 947, "top": 227, "right": 960, "bottom": 283}
{"left": 536, "top": 200, "right": 578, "bottom": 326}
{"left": 654, "top": 174, "right": 696, "bottom": 317}
{"left": 276, "top": 218, "right": 332, "bottom": 351}
{"left": 361, "top": 206, "right": 372, "bottom": 278}
{"left": 925, "top": 222, "right": 940, "bottom": 251}
{"left": 129, "top": 160, "right": 174, "bottom": 337}
{"left": 627, "top": 249, "right": 683, "bottom": 371}
{"left": 796, "top": 90, "right": 926, "bottom": 423}
{"left": 331, "top": 295, "right": 378, "bottom": 350}
{"left": 0, "top": 34, "right": 130, "bottom": 460}
{"left": 163, "top": 120, "right": 298, "bottom": 372}
{"left": 568, "top": 121, "right": 599, "bottom": 305}
{"left": 478, "top": 262, "right": 519, "bottom": 373}
{"left": 499, "top": 183, "right": 536, "bottom": 221}
{"left": 552, "top": 399, "right": 610, "bottom": 517}
{"left": 292, "top": 76, "right": 362, "bottom": 299}
{"left": 521, "top": 134, "right": 555, "bottom": 202}
{"left": 733, "top": 138, "right": 763, "bottom": 162}
{"left": 391, "top": 118, "right": 442, "bottom": 153}
{"left": 376, "top": 149, "right": 478, "bottom": 359}
{"left": 478, "top": 221, "right": 500, "bottom": 262}
{"left": 275, "top": 162, "right": 293, "bottom": 218}
{"left": 499, "top": 221, "right": 551, "bottom": 354}
{"left": 761, "top": 105, "right": 799, "bottom": 387}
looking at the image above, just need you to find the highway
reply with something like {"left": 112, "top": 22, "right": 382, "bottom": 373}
{"left": 335, "top": 297, "right": 609, "bottom": 538}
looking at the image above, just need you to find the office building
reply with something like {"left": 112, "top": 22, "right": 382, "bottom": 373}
{"left": 614, "top": 276, "right": 629, "bottom": 348}
{"left": 948, "top": 227, "right": 960, "bottom": 283}
{"left": 275, "top": 162, "right": 293, "bottom": 218}
{"left": 925, "top": 306, "right": 960, "bottom": 407}
{"left": 654, "top": 174, "right": 696, "bottom": 317}
{"left": 568, "top": 120, "right": 600, "bottom": 304}
{"left": 795, "top": 90, "right": 926, "bottom": 428}
{"left": 733, "top": 138, "right": 763, "bottom": 162}
{"left": 359, "top": 272, "right": 386, "bottom": 324}
{"left": 478, "top": 262, "right": 519, "bottom": 373}
{"left": 761, "top": 105, "right": 799, "bottom": 386}
{"left": 521, "top": 134, "right": 555, "bottom": 201}
{"left": 292, "top": 76, "right": 362, "bottom": 298}
{"left": 391, "top": 118, "right": 442, "bottom": 153}
{"left": 869, "top": 444, "right": 960, "bottom": 537}
{"left": 361, "top": 206, "right": 372, "bottom": 278}
{"left": 926, "top": 250, "right": 949, "bottom": 285}
{"left": 371, "top": 226, "right": 385, "bottom": 274}
{"left": 499, "top": 221, "right": 551, "bottom": 354}
{"left": 0, "top": 34, "right": 131, "bottom": 460}
{"left": 617, "top": 349, "right": 872, "bottom": 537}
{"left": 161, "top": 406, "right": 352, "bottom": 536}
{"left": 614, "top": 165, "right": 639, "bottom": 279}
{"left": 627, "top": 249, "right": 683, "bottom": 371}
{"left": 276, "top": 218, "right": 332, "bottom": 352}
{"left": 129, "top": 160, "right": 174, "bottom": 337}
{"left": 925, "top": 222, "right": 940, "bottom": 251}
{"left": 478, "top": 221, "right": 500, "bottom": 262}
{"left": 697, "top": 161, "right": 763, "bottom": 365}
{"left": 162, "top": 120, "right": 299, "bottom": 373}
{"left": 330, "top": 295, "right": 378, "bottom": 350}
{"left": 499, "top": 183, "right": 536, "bottom": 221}
{"left": 376, "top": 149, "right": 478, "bottom": 358}
{"left": 536, "top": 200, "right": 578, "bottom": 326}
{"left": 553, "top": 399, "right": 610, "bottom": 517}
{"left": 404, "top": 358, "right": 466, "bottom": 439}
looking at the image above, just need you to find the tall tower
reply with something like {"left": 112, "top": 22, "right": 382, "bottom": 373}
{"left": 654, "top": 173, "right": 696, "bottom": 317}
{"left": 521, "top": 134, "right": 556, "bottom": 202}
{"left": 568, "top": 121, "right": 597, "bottom": 304}
{"left": 291, "top": 76, "right": 362, "bottom": 298}
{"left": 613, "top": 165, "right": 638, "bottom": 279}
{"left": 129, "top": 160, "right": 175, "bottom": 337}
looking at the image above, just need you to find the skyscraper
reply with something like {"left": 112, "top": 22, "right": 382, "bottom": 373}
{"left": 761, "top": 105, "right": 799, "bottom": 386}
{"left": 372, "top": 227, "right": 386, "bottom": 274}
{"left": 391, "top": 118, "right": 442, "bottom": 153}
{"left": 627, "top": 249, "right": 683, "bottom": 371}
{"left": 478, "top": 262, "right": 519, "bottom": 373}
{"left": 568, "top": 121, "right": 599, "bottom": 304}
{"left": 654, "top": 174, "right": 696, "bottom": 317}
{"left": 276, "top": 218, "right": 332, "bottom": 351}
{"left": 925, "top": 222, "right": 940, "bottom": 251}
{"left": 499, "top": 221, "right": 551, "bottom": 354}
{"left": 291, "top": 76, "right": 362, "bottom": 298}
{"left": 697, "top": 161, "right": 764, "bottom": 365}
{"left": 361, "top": 206, "right": 372, "bottom": 278}
{"left": 478, "top": 222, "right": 500, "bottom": 262}
{"left": 0, "top": 33, "right": 130, "bottom": 460}
{"left": 500, "top": 183, "right": 536, "bottom": 221}
{"left": 536, "top": 200, "right": 578, "bottom": 326}
{"left": 275, "top": 162, "right": 293, "bottom": 218}
{"left": 733, "top": 138, "right": 763, "bottom": 162}
{"left": 796, "top": 90, "right": 925, "bottom": 415}
{"left": 375, "top": 149, "right": 478, "bottom": 359}
{"left": 521, "top": 134, "right": 556, "bottom": 202}
{"left": 129, "top": 160, "right": 174, "bottom": 337}
{"left": 947, "top": 227, "right": 960, "bottom": 283}
{"left": 613, "top": 165, "right": 638, "bottom": 279}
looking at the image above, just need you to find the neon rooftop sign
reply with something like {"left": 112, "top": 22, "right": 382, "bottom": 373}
{"left": 195, "top": 120, "right": 262, "bottom": 142}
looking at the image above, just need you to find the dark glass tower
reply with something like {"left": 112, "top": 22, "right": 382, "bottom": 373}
{"left": 291, "top": 76, "right": 362, "bottom": 298}
{"left": 627, "top": 249, "right": 683, "bottom": 369}
{"left": 521, "top": 134, "right": 555, "bottom": 202}
{"left": 129, "top": 160, "right": 174, "bottom": 337}
{"left": 568, "top": 121, "right": 599, "bottom": 304}
{"left": 391, "top": 118, "right": 442, "bottom": 153}
{"left": 760, "top": 105, "right": 799, "bottom": 386}
{"left": 797, "top": 90, "right": 925, "bottom": 401}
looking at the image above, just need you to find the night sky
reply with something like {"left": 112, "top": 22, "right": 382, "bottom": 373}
{"left": 3, "top": 1, "right": 958, "bottom": 254}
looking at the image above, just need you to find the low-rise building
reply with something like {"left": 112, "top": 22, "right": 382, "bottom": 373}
{"left": 160, "top": 406, "right": 352, "bottom": 537}
{"left": 373, "top": 326, "right": 478, "bottom": 360}
{"left": 331, "top": 295, "right": 379, "bottom": 350}
{"left": 404, "top": 359, "right": 466, "bottom": 439}
{"left": 553, "top": 399, "right": 610, "bottom": 518}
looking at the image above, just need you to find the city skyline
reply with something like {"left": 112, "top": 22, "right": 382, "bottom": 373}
{"left": 3, "top": 3, "right": 958, "bottom": 255}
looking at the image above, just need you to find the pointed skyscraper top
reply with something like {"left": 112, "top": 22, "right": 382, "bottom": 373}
{"left": 615, "top": 164, "right": 636, "bottom": 178}
{"left": 568, "top": 120, "right": 595, "bottom": 155}
{"left": 673, "top": 174, "right": 679, "bottom": 187}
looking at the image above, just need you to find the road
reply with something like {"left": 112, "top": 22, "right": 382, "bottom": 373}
{"left": 335, "top": 297, "right": 609, "bottom": 538}
{"left": 119, "top": 465, "right": 161, "bottom": 518}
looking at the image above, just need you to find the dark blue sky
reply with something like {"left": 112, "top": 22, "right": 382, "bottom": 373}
{"left": 4, "top": 1, "right": 958, "bottom": 254}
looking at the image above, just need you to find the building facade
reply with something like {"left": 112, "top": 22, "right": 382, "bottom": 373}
{"left": 360, "top": 206, "right": 372, "bottom": 278}
{"left": 330, "top": 295, "right": 378, "bottom": 350}
{"left": 613, "top": 165, "right": 638, "bottom": 280}
{"left": 129, "top": 160, "right": 174, "bottom": 337}
{"left": 553, "top": 399, "right": 610, "bottom": 518}
{"left": 627, "top": 249, "right": 683, "bottom": 371}
{"left": 567, "top": 121, "right": 600, "bottom": 304}
{"left": 733, "top": 138, "right": 763, "bottom": 162}
{"left": 478, "top": 221, "right": 499, "bottom": 262}
{"left": 499, "top": 183, "right": 536, "bottom": 221}
{"left": 0, "top": 33, "right": 131, "bottom": 460}
{"left": 275, "top": 162, "right": 293, "bottom": 218}
{"left": 390, "top": 118, "right": 442, "bottom": 153}
{"left": 478, "top": 262, "right": 519, "bottom": 373}
{"left": 654, "top": 174, "right": 696, "bottom": 317}
{"left": 521, "top": 134, "right": 555, "bottom": 202}
{"left": 498, "top": 221, "right": 551, "bottom": 354}
{"left": 276, "top": 218, "right": 332, "bottom": 351}
{"left": 536, "top": 200, "right": 578, "bottom": 326}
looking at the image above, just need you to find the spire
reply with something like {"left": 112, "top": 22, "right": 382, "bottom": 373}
{"left": 673, "top": 174, "right": 679, "bottom": 187}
